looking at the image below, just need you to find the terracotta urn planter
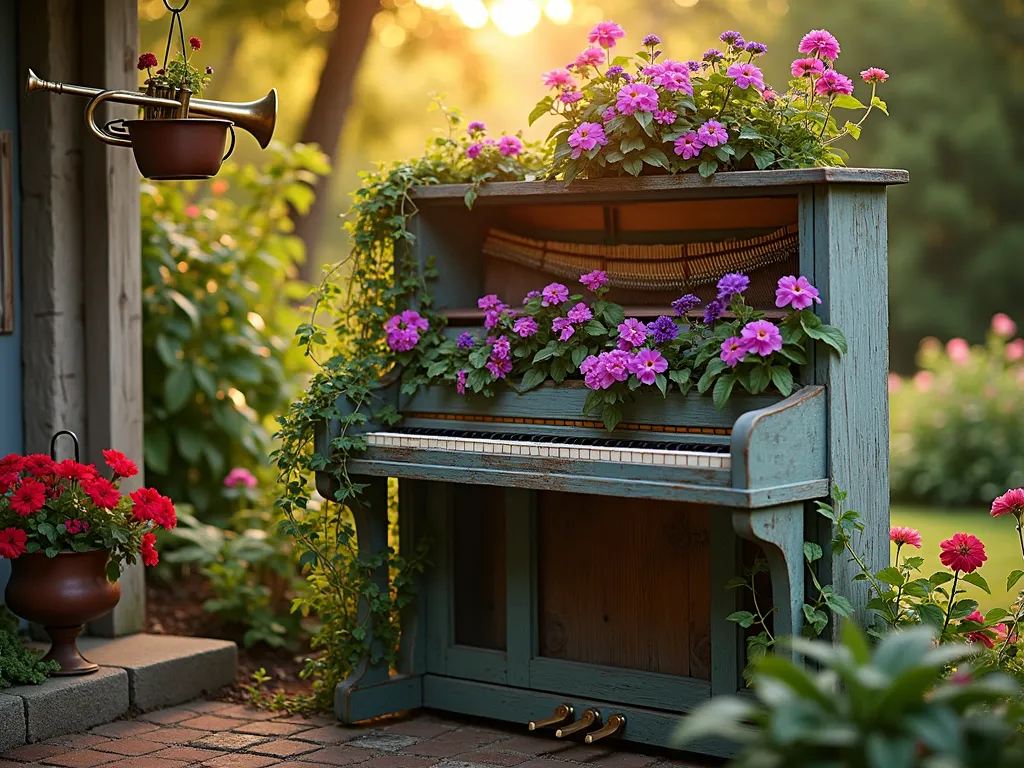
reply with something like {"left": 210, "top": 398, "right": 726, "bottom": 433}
{"left": 4, "top": 549, "right": 121, "bottom": 675}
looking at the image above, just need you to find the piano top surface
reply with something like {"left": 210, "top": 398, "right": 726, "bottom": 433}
{"left": 409, "top": 168, "right": 910, "bottom": 204}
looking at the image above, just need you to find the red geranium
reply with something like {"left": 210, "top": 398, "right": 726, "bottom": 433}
{"left": 0, "top": 471, "right": 19, "bottom": 494}
{"left": 189, "top": 36, "right": 202, "bottom": 51}
{"left": 140, "top": 532, "right": 159, "bottom": 566}
{"left": 0, "top": 453, "right": 24, "bottom": 474}
{"left": 82, "top": 477, "right": 121, "bottom": 510}
{"left": 10, "top": 479, "right": 46, "bottom": 516}
{"left": 137, "top": 52, "right": 159, "bottom": 71}
{"left": 102, "top": 449, "right": 138, "bottom": 479}
{"left": 130, "top": 487, "right": 176, "bottom": 530}
{"left": 0, "top": 527, "right": 27, "bottom": 559}
{"left": 54, "top": 460, "right": 98, "bottom": 483}
{"left": 23, "top": 454, "right": 55, "bottom": 477}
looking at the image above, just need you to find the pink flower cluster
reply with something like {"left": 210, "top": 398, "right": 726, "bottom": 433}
{"left": 224, "top": 467, "right": 258, "bottom": 489}
{"left": 581, "top": 348, "right": 668, "bottom": 390}
{"left": 672, "top": 120, "right": 728, "bottom": 160}
{"left": 465, "top": 127, "right": 525, "bottom": 160}
{"left": 486, "top": 336, "right": 512, "bottom": 380}
{"left": 568, "top": 122, "right": 608, "bottom": 159}
{"left": 788, "top": 30, "right": 886, "bottom": 99}
{"left": 384, "top": 310, "right": 429, "bottom": 352}
{"left": 65, "top": 519, "right": 89, "bottom": 535}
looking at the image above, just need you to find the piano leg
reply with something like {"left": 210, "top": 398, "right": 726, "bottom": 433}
{"left": 334, "top": 475, "right": 423, "bottom": 722}
{"left": 730, "top": 503, "right": 805, "bottom": 656}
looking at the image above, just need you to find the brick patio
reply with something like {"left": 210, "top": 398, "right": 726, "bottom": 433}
{"left": 0, "top": 700, "right": 714, "bottom": 768}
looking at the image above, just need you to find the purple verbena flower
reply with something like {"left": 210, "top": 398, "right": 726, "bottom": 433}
{"left": 745, "top": 41, "right": 768, "bottom": 56}
{"left": 484, "top": 309, "right": 504, "bottom": 329}
{"left": 486, "top": 358, "right": 513, "bottom": 379}
{"left": 717, "top": 272, "right": 750, "bottom": 300}
{"left": 672, "top": 294, "right": 701, "bottom": 316}
{"left": 703, "top": 48, "right": 724, "bottom": 63}
{"left": 602, "top": 107, "right": 617, "bottom": 123}
{"left": 703, "top": 300, "right": 725, "bottom": 325}
{"left": 457, "top": 332, "right": 474, "bottom": 349}
{"left": 649, "top": 315, "right": 679, "bottom": 343}
{"left": 719, "top": 30, "right": 743, "bottom": 45}
{"left": 606, "top": 65, "right": 625, "bottom": 80}
{"left": 686, "top": 60, "right": 701, "bottom": 72}
{"left": 560, "top": 90, "right": 585, "bottom": 104}
{"left": 642, "top": 34, "right": 662, "bottom": 47}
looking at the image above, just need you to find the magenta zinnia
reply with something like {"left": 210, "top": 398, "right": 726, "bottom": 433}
{"left": 939, "top": 533, "right": 987, "bottom": 574}
{"left": 673, "top": 132, "right": 704, "bottom": 160}
{"left": 798, "top": 29, "right": 840, "bottom": 60}
{"left": 889, "top": 526, "right": 922, "bottom": 549}
{"left": 991, "top": 488, "right": 1024, "bottom": 519}
{"left": 588, "top": 21, "right": 625, "bottom": 49}
{"left": 815, "top": 70, "right": 854, "bottom": 97}
{"left": 791, "top": 58, "right": 825, "bottom": 78}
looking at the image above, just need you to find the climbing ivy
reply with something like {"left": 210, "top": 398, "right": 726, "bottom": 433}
{"left": 272, "top": 103, "right": 546, "bottom": 709}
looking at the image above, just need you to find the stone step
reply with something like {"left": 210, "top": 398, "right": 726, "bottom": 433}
{"left": 0, "top": 633, "right": 236, "bottom": 747}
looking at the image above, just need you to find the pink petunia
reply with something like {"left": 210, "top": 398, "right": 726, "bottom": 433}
{"left": 798, "top": 29, "right": 841, "bottom": 60}
{"left": 615, "top": 83, "right": 659, "bottom": 116}
{"left": 720, "top": 337, "right": 748, "bottom": 368}
{"left": 617, "top": 318, "right": 647, "bottom": 350}
{"left": 630, "top": 349, "right": 668, "bottom": 386}
{"left": 775, "top": 275, "right": 822, "bottom": 311}
{"left": 673, "top": 132, "right": 704, "bottom": 160}
{"left": 791, "top": 58, "right": 825, "bottom": 78}
{"left": 543, "top": 68, "right": 575, "bottom": 88}
{"left": 740, "top": 320, "right": 783, "bottom": 357}
{"left": 588, "top": 21, "right": 626, "bottom": 49}
{"left": 575, "top": 47, "right": 606, "bottom": 69}
{"left": 567, "top": 122, "right": 608, "bottom": 159}
{"left": 726, "top": 62, "right": 765, "bottom": 91}
{"left": 498, "top": 136, "right": 524, "bottom": 157}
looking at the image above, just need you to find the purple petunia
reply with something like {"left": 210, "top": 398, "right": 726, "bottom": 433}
{"left": 552, "top": 317, "right": 576, "bottom": 342}
{"left": 615, "top": 82, "right": 659, "bottom": 116}
{"left": 568, "top": 122, "right": 609, "bottom": 159}
{"left": 523, "top": 290, "right": 541, "bottom": 304}
{"left": 673, "top": 132, "right": 704, "bottom": 160}
{"left": 541, "top": 283, "right": 569, "bottom": 307}
{"left": 487, "top": 359, "right": 513, "bottom": 379}
{"left": 617, "top": 318, "right": 647, "bottom": 350}
{"left": 717, "top": 272, "right": 750, "bottom": 300}
{"left": 467, "top": 121, "right": 486, "bottom": 135}
{"left": 775, "top": 275, "right": 822, "bottom": 311}
{"left": 582, "top": 349, "right": 632, "bottom": 390}
{"left": 478, "top": 294, "right": 503, "bottom": 311}
{"left": 484, "top": 309, "right": 504, "bottom": 329}
{"left": 384, "top": 310, "right": 429, "bottom": 352}
{"left": 602, "top": 107, "right": 617, "bottom": 123}
{"left": 567, "top": 302, "right": 593, "bottom": 324}
{"left": 703, "top": 300, "right": 725, "bottom": 325}
{"left": 456, "top": 370, "right": 468, "bottom": 395}
{"left": 649, "top": 315, "right": 679, "bottom": 343}
{"left": 466, "top": 143, "right": 483, "bottom": 160}
{"left": 513, "top": 317, "right": 538, "bottom": 338}
{"left": 741, "top": 320, "right": 783, "bottom": 357}
{"left": 579, "top": 270, "right": 608, "bottom": 292}
{"left": 457, "top": 332, "right": 474, "bottom": 349}
{"left": 720, "top": 337, "right": 748, "bottom": 367}
{"left": 630, "top": 348, "right": 668, "bottom": 386}
{"left": 491, "top": 336, "right": 511, "bottom": 360}
{"left": 672, "top": 294, "right": 701, "bottom": 316}
{"left": 697, "top": 120, "right": 728, "bottom": 147}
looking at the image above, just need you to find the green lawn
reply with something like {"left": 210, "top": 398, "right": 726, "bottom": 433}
{"left": 891, "top": 505, "right": 1024, "bottom": 611}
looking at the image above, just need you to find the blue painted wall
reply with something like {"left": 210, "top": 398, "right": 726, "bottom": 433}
{"left": 0, "top": 0, "right": 23, "bottom": 589}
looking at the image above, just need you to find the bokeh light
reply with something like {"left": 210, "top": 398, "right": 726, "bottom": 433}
{"left": 451, "top": 0, "right": 488, "bottom": 29}
{"left": 544, "top": 0, "right": 574, "bottom": 24}
{"left": 491, "top": 0, "right": 542, "bottom": 36}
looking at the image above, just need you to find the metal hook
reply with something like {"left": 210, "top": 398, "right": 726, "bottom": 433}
{"left": 162, "top": 0, "right": 190, "bottom": 12}
{"left": 49, "top": 430, "right": 81, "bottom": 462}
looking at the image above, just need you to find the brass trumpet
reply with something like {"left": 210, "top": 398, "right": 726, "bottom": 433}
{"left": 26, "top": 69, "right": 277, "bottom": 149}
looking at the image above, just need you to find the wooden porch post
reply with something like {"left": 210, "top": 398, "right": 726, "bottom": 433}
{"left": 18, "top": 0, "right": 144, "bottom": 635}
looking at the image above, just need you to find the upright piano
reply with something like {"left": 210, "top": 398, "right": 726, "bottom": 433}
{"left": 315, "top": 168, "right": 906, "bottom": 756}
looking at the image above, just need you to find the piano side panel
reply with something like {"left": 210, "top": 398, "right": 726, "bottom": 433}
{"left": 535, "top": 492, "right": 711, "bottom": 681}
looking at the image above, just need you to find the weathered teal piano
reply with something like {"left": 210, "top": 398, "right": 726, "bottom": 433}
{"left": 316, "top": 168, "right": 906, "bottom": 756}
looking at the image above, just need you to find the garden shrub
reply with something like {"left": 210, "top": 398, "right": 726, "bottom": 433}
{"left": 141, "top": 142, "right": 329, "bottom": 517}
{"left": 890, "top": 313, "right": 1024, "bottom": 507}
{"left": 0, "top": 607, "right": 59, "bottom": 688}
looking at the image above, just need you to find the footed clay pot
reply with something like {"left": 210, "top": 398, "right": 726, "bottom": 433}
{"left": 4, "top": 549, "right": 121, "bottom": 675}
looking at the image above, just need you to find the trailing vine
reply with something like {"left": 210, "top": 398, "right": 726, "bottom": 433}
{"left": 272, "top": 103, "right": 546, "bottom": 709}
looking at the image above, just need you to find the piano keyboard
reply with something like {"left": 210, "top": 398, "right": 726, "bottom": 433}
{"left": 365, "top": 428, "right": 731, "bottom": 469}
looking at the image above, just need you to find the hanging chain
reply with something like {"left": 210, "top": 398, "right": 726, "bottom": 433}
{"left": 162, "top": 0, "right": 192, "bottom": 70}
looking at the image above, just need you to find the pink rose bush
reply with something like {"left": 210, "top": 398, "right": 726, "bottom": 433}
{"left": 532, "top": 22, "right": 888, "bottom": 181}
{"left": 411, "top": 266, "right": 844, "bottom": 430}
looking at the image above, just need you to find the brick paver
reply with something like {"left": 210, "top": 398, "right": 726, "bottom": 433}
{"left": 2, "top": 700, "right": 711, "bottom": 768}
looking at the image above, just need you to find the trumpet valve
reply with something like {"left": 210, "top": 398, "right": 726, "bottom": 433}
{"left": 584, "top": 714, "right": 625, "bottom": 744}
{"left": 555, "top": 709, "right": 600, "bottom": 738}
{"left": 527, "top": 704, "right": 572, "bottom": 731}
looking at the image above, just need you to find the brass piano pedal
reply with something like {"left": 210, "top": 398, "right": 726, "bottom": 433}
{"left": 555, "top": 708, "right": 600, "bottom": 738}
{"left": 528, "top": 704, "right": 573, "bottom": 732}
{"left": 585, "top": 714, "right": 625, "bottom": 743}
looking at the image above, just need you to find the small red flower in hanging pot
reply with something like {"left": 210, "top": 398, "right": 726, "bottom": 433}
{"left": 1, "top": 432, "right": 177, "bottom": 676}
